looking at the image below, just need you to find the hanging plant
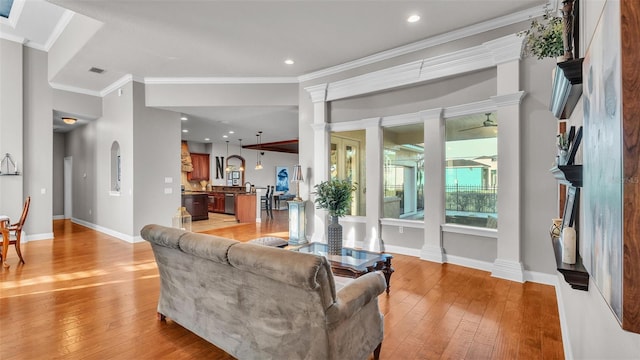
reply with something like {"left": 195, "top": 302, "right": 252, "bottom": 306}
{"left": 518, "top": 5, "right": 564, "bottom": 60}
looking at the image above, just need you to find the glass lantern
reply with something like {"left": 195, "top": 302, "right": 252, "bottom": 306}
{"left": 172, "top": 207, "right": 192, "bottom": 232}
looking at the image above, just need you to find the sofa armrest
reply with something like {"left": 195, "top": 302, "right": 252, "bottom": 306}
{"left": 326, "top": 271, "right": 386, "bottom": 326}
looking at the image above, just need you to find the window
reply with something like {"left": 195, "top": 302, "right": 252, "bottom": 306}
{"left": 445, "top": 112, "right": 498, "bottom": 228}
{"left": 382, "top": 124, "right": 424, "bottom": 219}
{"left": 330, "top": 130, "right": 365, "bottom": 216}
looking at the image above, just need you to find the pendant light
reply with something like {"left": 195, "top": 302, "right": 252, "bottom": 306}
{"left": 225, "top": 141, "right": 231, "bottom": 172}
{"left": 255, "top": 131, "right": 263, "bottom": 170}
{"left": 238, "top": 139, "right": 244, "bottom": 171}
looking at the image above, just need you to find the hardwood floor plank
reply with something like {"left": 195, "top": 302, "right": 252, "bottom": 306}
{"left": 0, "top": 219, "right": 564, "bottom": 359}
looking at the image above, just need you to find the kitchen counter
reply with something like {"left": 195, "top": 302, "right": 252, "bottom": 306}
{"left": 181, "top": 192, "right": 209, "bottom": 220}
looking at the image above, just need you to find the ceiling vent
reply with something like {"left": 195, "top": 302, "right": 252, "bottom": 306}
{"left": 89, "top": 67, "right": 105, "bottom": 74}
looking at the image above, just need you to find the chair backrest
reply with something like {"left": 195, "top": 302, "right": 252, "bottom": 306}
{"left": 266, "top": 185, "right": 273, "bottom": 198}
{"left": 16, "top": 196, "right": 31, "bottom": 231}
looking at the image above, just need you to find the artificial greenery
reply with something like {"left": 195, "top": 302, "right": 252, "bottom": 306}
{"left": 313, "top": 179, "right": 357, "bottom": 217}
{"left": 518, "top": 6, "right": 564, "bottom": 60}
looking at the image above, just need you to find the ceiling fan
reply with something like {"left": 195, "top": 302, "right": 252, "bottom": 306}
{"left": 459, "top": 113, "right": 497, "bottom": 132}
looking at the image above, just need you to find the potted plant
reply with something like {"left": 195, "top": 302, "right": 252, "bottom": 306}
{"left": 313, "top": 179, "right": 357, "bottom": 255}
{"left": 518, "top": 5, "right": 564, "bottom": 60}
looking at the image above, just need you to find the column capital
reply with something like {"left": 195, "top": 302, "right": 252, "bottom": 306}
{"left": 490, "top": 91, "right": 526, "bottom": 107}
{"left": 304, "top": 83, "right": 328, "bottom": 103}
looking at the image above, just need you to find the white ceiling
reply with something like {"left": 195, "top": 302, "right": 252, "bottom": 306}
{"left": 4, "top": 0, "right": 545, "bottom": 145}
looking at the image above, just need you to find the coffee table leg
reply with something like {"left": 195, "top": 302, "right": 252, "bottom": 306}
{"left": 371, "top": 258, "right": 394, "bottom": 294}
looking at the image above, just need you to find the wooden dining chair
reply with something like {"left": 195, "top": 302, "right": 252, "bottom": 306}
{"left": 0, "top": 196, "right": 30, "bottom": 265}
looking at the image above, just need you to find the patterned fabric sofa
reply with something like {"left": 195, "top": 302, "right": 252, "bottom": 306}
{"left": 140, "top": 224, "right": 386, "bottom": 360}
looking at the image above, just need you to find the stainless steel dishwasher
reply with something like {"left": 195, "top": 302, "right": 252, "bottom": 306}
{"left": 224, "top": 193, "right": 236, "bottom": 215}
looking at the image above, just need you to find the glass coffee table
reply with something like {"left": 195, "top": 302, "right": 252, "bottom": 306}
{"left": 293, "top": 242, "right": 394, "bottom": 294}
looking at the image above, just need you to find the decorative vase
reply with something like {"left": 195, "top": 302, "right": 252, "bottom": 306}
{"left": 558, "top": 149, "right": 569, "bottom": 165}
{"left": 562, "top": 226, "right": 576, "bottom": 264}
{"left": 327, "top": 216, "right": 343, "bottom": 255}
{"left": 550, "top": 218, "right": 562, "bottom": 238}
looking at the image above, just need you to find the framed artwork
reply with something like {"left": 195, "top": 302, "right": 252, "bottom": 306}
{"left": 275, "top": 166, "right": 290, "bottom": 193}
{"left": 583, "top": 0, "right": 623, "bottom": 324}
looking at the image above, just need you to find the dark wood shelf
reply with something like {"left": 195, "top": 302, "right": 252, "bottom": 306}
{"left": 549, "top": 58, "right": 584, "bottom": 119}
{"left": 550, "top": 165, "right": 582, "bottom": 187}
{"left": 552, "top": 237, "right": 589, "bottom": 291}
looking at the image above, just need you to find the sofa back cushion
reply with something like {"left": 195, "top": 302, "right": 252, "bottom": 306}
{"left": 228, "top": 243, "right": 336, "bottom": 309}
{"left": 179, "top": 232, "right": 238, "bottom": 265}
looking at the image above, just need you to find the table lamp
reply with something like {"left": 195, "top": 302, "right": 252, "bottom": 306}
{"left": 291, "top": 165, "right": 304, "bottom": 201}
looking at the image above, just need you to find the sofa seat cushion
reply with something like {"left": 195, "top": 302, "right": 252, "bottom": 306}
{"left": 248, "top": 236, "right": 288, "bottom": 248}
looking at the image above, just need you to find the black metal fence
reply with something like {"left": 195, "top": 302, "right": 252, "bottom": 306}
{"left": 445, "top": 185, "right": 497, "bottom": 213}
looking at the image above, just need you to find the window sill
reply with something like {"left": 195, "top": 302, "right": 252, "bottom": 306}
{"left": 380, "top": 218, "right": 424, "bottom": 229}
{"left": 338, "top": 216, "right": 367, "bottom": 223}
{"left": 109, "top": 191, "right": 121, "bottom": 197}
{"left": 441, "top": 224, "right": 497, "bottom": 238}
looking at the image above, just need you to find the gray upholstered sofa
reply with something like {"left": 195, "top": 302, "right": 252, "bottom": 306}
{"left": 140, "top": 224, "right": 386, "bottom": 360}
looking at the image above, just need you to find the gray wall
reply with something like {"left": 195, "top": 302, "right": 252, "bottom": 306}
{"left": 0, "top": 39, "right": 24, "bottom": 222}
{"left": 52, "top": 132, "right": 65, "bottom": 217}
{"left": 132, "top": 81, "right": 181, "bottom": 231}
{"left": 23, "top": 47, "right": 54, "bottom": 236}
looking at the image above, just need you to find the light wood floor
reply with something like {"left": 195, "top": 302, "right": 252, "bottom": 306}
{"left": 0, "top": 214, "right": 564, "bottom": 359}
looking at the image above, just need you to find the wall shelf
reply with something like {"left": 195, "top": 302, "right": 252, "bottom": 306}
{"left": 549, "top": 58, "right": 584, "bottom": 119}
{"left": 552, "top": 237, "right": 589, "bottom": 291}
{"left": 550, "top": 165, "right": 582, "bottom": 187}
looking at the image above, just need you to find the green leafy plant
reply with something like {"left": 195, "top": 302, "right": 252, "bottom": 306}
{"left": 312, "top": 179, "right": 357, "bottom": 217}
{"left": 518, "top": 6, "right": 564, "bottom": 60}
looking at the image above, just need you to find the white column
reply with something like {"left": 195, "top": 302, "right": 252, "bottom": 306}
{"left": 304, "top": 84, "right": 329, "bottom": 243}
{"left": 491, "top": 57, "right": 526, "bottom": 281}
{"left": 363, "top": 118, "right": 383, "bottom": 252}
{"left": 420, "top": 108, "right": 446, "bottom": 263}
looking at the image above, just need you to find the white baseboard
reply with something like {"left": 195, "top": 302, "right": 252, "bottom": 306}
{"left": 71, "top": 218, "right": 141, "bottom": 243}
{"left": 554, "top": 275, "right": 574, "bottom": 360}
{"left": 445, "top": 254, "right": 494, "bottom": 273}
{"left": 421, "top": 244, "right": 445, "bottom": 263}
{"left": 524, "top": 269, "right": 558, "bottom": 286}
{"left": 52, "top": 215, "right": 65, "bottom": 220}
{"left": 382, "top": 244, "right": 421, "bottom": 257}
{"left": 25, "top": 232, "right": 54, "bottom": 242}
{"left": 492, "top": 258, "right": 525, "bottom": 282}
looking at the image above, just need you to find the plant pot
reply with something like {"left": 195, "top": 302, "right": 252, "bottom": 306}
{"left": 327, "top": 216, "right": 343, "bottom": 255}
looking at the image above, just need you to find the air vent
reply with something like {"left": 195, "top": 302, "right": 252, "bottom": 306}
{"left": 89, "top": 67, "right": 105, "bottom": 74}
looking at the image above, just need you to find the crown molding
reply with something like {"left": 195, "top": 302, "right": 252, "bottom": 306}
{"left": 298, "top": 4, "right": 546, "bottom": 83}
{"left": 322, "top": 34, "right": 522, "bottom": 102}
{"left": 326, "top": 60, "right": 423, "bottom": 102}
{"left": 50, "top": 82, "right": 101, "bottom": 97}
{"left": 304, "top": 83, "right": 328, "bottom": 103}
{"left": 443, "top": 99, "right": 496, "bottom": 119}
{"left": 43, "top": 10, "right": 74, "bottom": 52}
{"left": 144, "top": 77, "right": 298, "bottom": 85}
{"left": 100, "top": 74, "right": 134, "bottom": 97}
{"left": 491, "top": 91, "right": 526, "bottom": 107}
{"left": 0, "top": 32, "right": 25, "bottom": 44}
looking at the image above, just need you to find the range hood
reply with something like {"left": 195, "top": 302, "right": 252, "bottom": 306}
{"left": 549, "top": 58, "right": 584, "bottom": 119}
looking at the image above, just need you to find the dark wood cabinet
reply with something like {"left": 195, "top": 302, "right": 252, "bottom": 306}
{"left": 187, "top": 153, "right": 210, "bottom": 182}
{"left": 212, "top": 193, "right": 226, "bottom": 213}
{"left": 182, "top": 193, "right": 208, "bottom": 221}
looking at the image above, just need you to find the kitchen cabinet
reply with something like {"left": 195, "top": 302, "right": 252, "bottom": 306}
{"left": 235, "top": 194, "right": 256, "bottom": 223}
{"left": 212, "top": 193, "right": 226, "bottom": 213}
{"left": 182, "top": 193, "right": 208, "bottom": 221}
{"left": 187, "top": 153, "right": 210, "bottom": 181}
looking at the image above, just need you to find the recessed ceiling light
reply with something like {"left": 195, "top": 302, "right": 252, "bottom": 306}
{"left": 180, "top": 116, "right": 188, "bottom": 121}
{"left": 229, "top": 131, "right": 235, "bottom": 134}
{"left": 284, "top": 59, "right": 295, "bottom": 65}
{"left": 62, "top": 117, "right": 77, "bottom": 125}
{"left": 223, "top": 135, "right": 228, "bottom": 138}
{"left": 204, "top": 138, "right": 210, "bottom": 141}
{"left": 182, "top": 129, "right": 188, "bottom": 133}
{"left": 407, "top": 14, "right": 420, "bottom": 23}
